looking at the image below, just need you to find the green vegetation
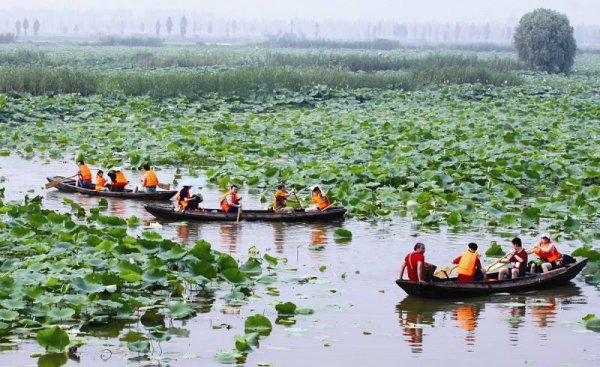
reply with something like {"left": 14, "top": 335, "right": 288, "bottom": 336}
{"left": 514, "top": 8, "right": 577, "bottom": 73}
{"left": 0, "top": 196, "right": 278, "bottom": 360}
{"left": 97, "top": 36, "right": 165, "bottom": 47}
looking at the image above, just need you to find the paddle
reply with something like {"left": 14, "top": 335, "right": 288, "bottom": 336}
{"left": 236, "top": 202, "right": 242, "bottom": 223}
{"left": 433, "top": 265, "right": 458, "bottom": 279}
{"left": 320, "top": 202, "right": 336, "bottom": 211}
{"left": 158, "top": 183, "right": 171, "bottom": 190}
{"left": 484, "top": 247, "right": 533, "bottom": 273}
{"left": 45, "top": 175, "right": 77, "bottom": 189}
{"left": 291, "top": 190, "right": 304, "bottom": 210}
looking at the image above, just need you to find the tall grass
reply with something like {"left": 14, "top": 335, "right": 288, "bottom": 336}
{"left": 0, "top": 65, "right": 521, "bottom": 98}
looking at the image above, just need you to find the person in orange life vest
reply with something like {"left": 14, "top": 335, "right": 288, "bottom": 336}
{"left": 498, "top": 237, "right": 528, "bottom": 280}
{"left": 399, "top": 242, "right": 436, "bottom": 283}
{"left": 452, "top": 242, "right": 484, "bottom": 282}
{"left": 273, "top": 184, "right": 295, "bottom": 213}
{"left": 135, "top": 164, "right": 159, "bottom": 193}
{"left": 94, "top": 170, "right": 109, "bottom": 191}
{"left": 175, "top": 184, "right": 192, "bottom": 212}
{"left": 108, "top": 167, "right": 128, "bottom": 192}
{"left": 305, "top": 185, "right": 331, "bottom": 212}
{"left": 530, "top": 233, "right": 562, "bottom": 273}
{"left": 220, "top": 185, "right": 241, "bottom": 214}
{"left": 76, "top": 160, "right": 92, "bottom": 189}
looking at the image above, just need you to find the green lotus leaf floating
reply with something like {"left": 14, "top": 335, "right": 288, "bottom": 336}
{"left": 36, "top": 326, "right": 70, "bottom": 353}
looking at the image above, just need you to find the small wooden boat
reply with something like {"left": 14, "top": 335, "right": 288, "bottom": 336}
{"left": 144, "top": 204, "right": 347, "bottom": 222}
{"left": 47, "top": 176, "right": 177, "bottom": 200}
{"left": 396, "top": 257, "right": 588, "bottom": 298}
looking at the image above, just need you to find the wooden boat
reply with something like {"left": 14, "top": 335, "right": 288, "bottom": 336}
{"left": 47, "top": 176, "right": 177, "bottom": 200}
{"left": 396, "top": 257, "right": 588, "bottom": 298}
{"left": 144, "top": 204, "right": 347, "bottom": 222}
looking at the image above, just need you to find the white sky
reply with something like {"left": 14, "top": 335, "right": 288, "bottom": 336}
{"left": 2, "top": 0, "right": 598, "bottom": 24}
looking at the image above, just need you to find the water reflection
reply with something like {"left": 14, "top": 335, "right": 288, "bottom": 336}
{"left": 272, "top": 223, "right": 286, "bottom": 254}
{"left": 452, "top": 303, "right": 482, "bottom": 349}
{"left": 219, "top": 223, "right": 240, "bottom": 253}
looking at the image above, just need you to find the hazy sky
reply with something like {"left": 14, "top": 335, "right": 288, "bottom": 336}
{"left": 3, "top": 0, "right": 598, "bottom": 24}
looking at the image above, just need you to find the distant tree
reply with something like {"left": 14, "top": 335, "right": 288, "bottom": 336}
{"left": 314, "top": 22, "right": 319, "bottom": 38}
{"left": 15, "top": 20, "right": 21, "bottom": 37}
{"left": 166, "top": 16, "right": 173, "bottom": 36}
{"left": 23, "top": 18, "right": 29, "bottom": 36}
{"left": 155, "top": 20, "right": 161, "bottom": 38}
{"left": 73, "top": 25, "right": 79, "bottom": 33}
{"left": 226, "top": 22, "right": 230, "bottom": 37}
{"left": 33, "top": 19, "right": 40, "bottom": 37}
{"left": 483, "top": 23, "right": 491, "bottom": 42}
{"left": 514, "top": 8, "right": 577, "bottom": 73}
{"left": 232, "top": 20, "right": 237, "bottom": 35}
{"left": 140, "top": 22, "right": 145, "bottom": 33}
{"left": 454, "top": 23, "right": 461, "bottom": 42}
{"left": 207, "top": 21, "right": 213, "bottom": 34}
{"left": 180, "top": 16, "right": 188, "bottom": 37}
{"left": 393, "top": 24, "right": 408, "bottom": 39}
{"left": 119, "top": 21, "right": 125, "bottom": 35}
{"left": 192, "top": 20, "right": 197, "bottom": 34}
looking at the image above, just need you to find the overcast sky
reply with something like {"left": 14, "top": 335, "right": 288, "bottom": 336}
{"left": 2, "top": 0, "right": 598, "bottom": 24}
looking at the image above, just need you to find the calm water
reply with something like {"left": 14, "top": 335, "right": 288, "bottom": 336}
{"left": 0, "top": 155, "right": 599, "bottom": 367}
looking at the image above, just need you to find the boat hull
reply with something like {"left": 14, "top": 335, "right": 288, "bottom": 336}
{"left": 396, "top": 258, "right": 588, "bottom": 298}
{"left": 47, "top": 176, "right": 177, "bottom": 200}
{"left": 144, "top": 204, "right": 347, "bottom": 222}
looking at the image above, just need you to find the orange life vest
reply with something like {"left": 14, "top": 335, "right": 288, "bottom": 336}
{"left": 79, "top": 164, "right": 92, "bottom": 181}
{"left": 533, "top": 242, "right": 561, "bottom": 262}
{"left": 220, "top": 191, "right": 239, "bottom": 211}
{"left": 144, "top": 170, "right": 159, "bottom": 187}
{"left": 273, "top": 190, "right": 287, "bottom": 210}
{"left": 115, "top": 171, "right": 128, "bottom": 186}
{"left": 95, "top": 174, "right": 106, "bottom": 191}
{"left": 311, "top": 192, "right": 330, "bottom": 210}
{"left": 457, "top": 250, "right": 479, "bottom": 277}
{"left": 175, "top": 188, "right": 190, "bottom": 209}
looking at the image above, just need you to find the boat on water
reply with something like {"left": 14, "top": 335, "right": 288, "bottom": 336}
{"left": 396, "top": 257, "right": 588, "bottom": 298}
{"left": 46, "top": 176, "right": 177, "bottom": 200}
{"left": 144, "top": 204, "right": 347, "bottom": 222}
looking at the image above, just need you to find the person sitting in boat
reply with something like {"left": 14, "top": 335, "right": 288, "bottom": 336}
{"left": 498, "top": 237, "right": 528, "bottom": 280}
{"left": 530, "top": 233, "right": 562, "bottom": 273}
{"left": 399, "top": 242, "right": 436, "bottom": 283}
{"left": 108, "top": 167, "right": 128, "bottom": 192}
{"left": 134, "top": 164, "right": 160, "bottom": 193}
{"left": 220, "top": 185, "right": 242, "bottom": 214}
{"left": 305, "top": 185, "right": 330, "bottom": 212}
{"left": 174, "top": 183, "right": 203, "bottom": 212}
{"left": 76, "top": 160, "right": 92, "bottom": 189}
{"left": 273, "top": 184, "right": 295, "bottom": 213}
{"left": 94, "top": 170, "right": 109, "bottom": 191}
{"left": 453, "top": 243, "right": 484, "bottom": 282}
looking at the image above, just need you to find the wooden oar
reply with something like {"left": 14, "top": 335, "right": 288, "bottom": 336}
{"left": 236, "top": 202, "right": 242, "bottom": 223}
{"left": 484, "top": 248, "right": 532, "bottom": 273}
{"left": 320, "top": 202, "right": 336, "bottom": 211}
{"left": 291, "top": 190, "right": 304, "bottom": 210}
{"left": 158, "top": 183, "right": 171, "bottom": 190}
{"left": 433, "top": 265, "right": 458, "bottom": 279}
{"left": 45, "top": 175, "right": 77, "bottom": 189}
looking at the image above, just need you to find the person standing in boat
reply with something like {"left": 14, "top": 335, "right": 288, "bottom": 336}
{"left": 94, "top": 170, "right": 108, "bottom": 191}
{"left": 530, "top": 233, "right": 562, "bottom": 273}
{"left": 220, "top": 185, "right": 242, "bottom": 214}
{"left": 76, "top": 160, "right": 92, "bottom": 188}
{"left": 399, "top": 242, "right": 436, "bottom": 283}
{"left": 305, "top": 185, "right": 330, "bottom": 212}
{"left": 273, "top": 184, "right": 295, "bottom": 213}
{"left": 452, "top": 243, "right": 484, "bottom": 282}
{"left": 498, "top": 237, "right": 528, "bottom": 279}
{"left": 135, "top": 164, "right": 159, "bottom": 193}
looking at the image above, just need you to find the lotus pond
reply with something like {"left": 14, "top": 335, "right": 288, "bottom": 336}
{"left": 0, "top": 156, "right": 599, "bottom": 367}
{"left": 0, "top": 46, "right": 599, "bottom": 366}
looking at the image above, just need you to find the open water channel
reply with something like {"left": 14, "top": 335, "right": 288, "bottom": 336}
{"left": 0, "top": 156, "right": 599, "bottom": 366}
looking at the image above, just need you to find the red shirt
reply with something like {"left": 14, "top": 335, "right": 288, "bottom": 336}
{"left": 404, "top": 252, "right": 425, "bottom": 281}
{"left": 508, "top": 249, "right": 528, "bottom": 269}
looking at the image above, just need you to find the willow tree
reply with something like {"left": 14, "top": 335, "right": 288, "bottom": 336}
{"left": 514, "top": 8, "right": 576, "bottom": 73}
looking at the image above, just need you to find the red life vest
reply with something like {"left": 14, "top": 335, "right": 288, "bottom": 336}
{"left": 311, "top": 192, "right": 330, "bottom": 210}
